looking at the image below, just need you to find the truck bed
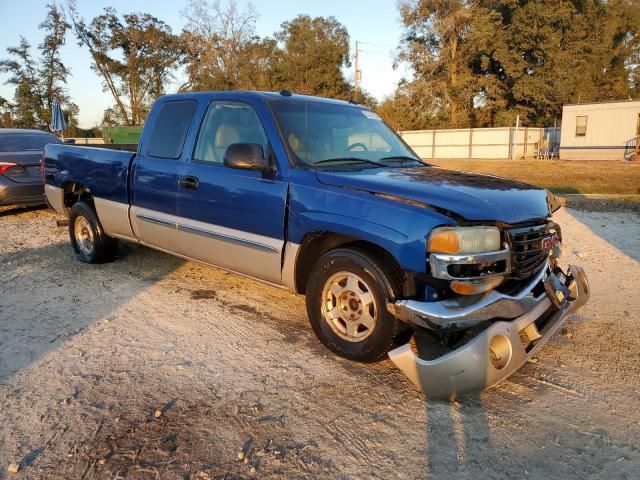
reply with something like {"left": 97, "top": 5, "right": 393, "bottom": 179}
{"left": 44, "top": 144, "right": 136, "bottom": 204}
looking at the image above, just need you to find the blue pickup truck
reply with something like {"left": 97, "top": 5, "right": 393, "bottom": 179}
{"left": 44, "top": 91, "right": 589, "bottom": 398}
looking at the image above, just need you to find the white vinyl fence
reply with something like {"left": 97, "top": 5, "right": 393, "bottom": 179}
{"left": 400, "top": 127, "right": 560, "bottom": 160}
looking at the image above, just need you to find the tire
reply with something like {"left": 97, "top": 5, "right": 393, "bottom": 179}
{"left": 68, "top": 201, "right": 117, "bottom": 263}
{"left": 305, "top": 247, "right": 405, "bottom": 362}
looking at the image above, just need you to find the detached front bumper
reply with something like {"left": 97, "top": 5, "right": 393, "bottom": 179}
{"left": 388, "top": 264, "right": 590, "bottom": 399}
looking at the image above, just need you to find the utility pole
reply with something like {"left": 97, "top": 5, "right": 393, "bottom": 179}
{"left": 354, "top": 41, "right": 361, "bottom": 99}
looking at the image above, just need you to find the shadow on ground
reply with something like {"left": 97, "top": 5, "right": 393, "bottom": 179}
{"left": 565, "top": 208, "right": 640, "bottom": 261}
{"left": 2, "top": 208, "right": 640, "bottom": 479}
{"left": 0, "top": 205, "right": 48, "bottom": 218}
{"left": 0, "top": 241, "right": 183, "bottom": 382}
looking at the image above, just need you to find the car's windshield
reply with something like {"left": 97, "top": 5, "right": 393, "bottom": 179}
{"left": 269, "top": 100, "right": 423, "bottom": 168}
{"left": 0, "top": 133, "right": 61, "bottom": 152}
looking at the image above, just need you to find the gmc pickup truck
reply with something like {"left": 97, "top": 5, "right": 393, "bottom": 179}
{"left": 44, "top": 91, "right": 589, "bottom": 398}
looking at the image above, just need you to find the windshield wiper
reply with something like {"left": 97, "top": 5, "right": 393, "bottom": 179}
{"left": 312, "top": 157, "right": 386, "bottom": 167}
{"left": 378, "top": 155, "right": 427, "bottom": 165}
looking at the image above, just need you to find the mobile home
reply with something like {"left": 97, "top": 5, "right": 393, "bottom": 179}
{"left": 559, "top": 100, "right": 640, "bottom": 160}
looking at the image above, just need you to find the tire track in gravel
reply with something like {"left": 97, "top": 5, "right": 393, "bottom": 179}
{"left": 3, "top": 207, "right": 640, "bottom": 480}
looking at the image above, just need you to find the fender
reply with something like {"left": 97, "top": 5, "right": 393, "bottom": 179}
{"left": 287, "top": 181, "right": 453, "bottom": 273}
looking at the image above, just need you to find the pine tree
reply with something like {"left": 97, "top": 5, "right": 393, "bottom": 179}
{"left": 0, "top": 3, "right": 76, "bottom": 130}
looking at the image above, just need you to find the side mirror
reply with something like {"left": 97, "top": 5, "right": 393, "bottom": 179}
{"left": 224, "top": 143, "right": 271, "bottom": 171}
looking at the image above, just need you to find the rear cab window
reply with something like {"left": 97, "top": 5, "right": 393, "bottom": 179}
{"left": 146, "top": 100, "right": 197, "bottom": 159}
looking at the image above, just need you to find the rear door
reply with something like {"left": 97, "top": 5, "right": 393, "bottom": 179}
{"left": 176, "top": 100, "right": 288, "bottom": 284}
{"left": 130, "top": 99, "right": 197, "bottom": 253}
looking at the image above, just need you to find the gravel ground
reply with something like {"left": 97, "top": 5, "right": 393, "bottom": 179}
{"left": 0, "top": 206, "right": 639, "bottom": 479}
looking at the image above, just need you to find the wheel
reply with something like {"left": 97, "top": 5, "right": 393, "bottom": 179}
{"left": 68, "top": 201, "right": 117, "bottom": 263}
{"left": 305, "top": 247, "right": 404, "bottom": 362}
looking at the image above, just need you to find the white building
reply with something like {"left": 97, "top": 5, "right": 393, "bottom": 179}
{"left": 559, "top": 100, "right": 640, "bottom": 160}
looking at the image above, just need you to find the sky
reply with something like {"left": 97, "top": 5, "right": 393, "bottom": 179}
{"left": 0, "top": 0, "right": 411, "bottom": 128}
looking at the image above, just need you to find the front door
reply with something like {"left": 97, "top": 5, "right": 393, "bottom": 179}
{"left": 176, "top": 100, "right": 288, "bottom": 284}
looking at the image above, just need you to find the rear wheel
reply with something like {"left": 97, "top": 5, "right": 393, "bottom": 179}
{"left": 306, "top": 247, "right": 405, "bottom": 362}
{"left": 69, "top": 202, "right": 117, "bottom": 263}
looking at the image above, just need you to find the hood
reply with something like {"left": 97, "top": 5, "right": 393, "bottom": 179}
{"left": 316, "top": 166, "right": 556, "bottom": 224}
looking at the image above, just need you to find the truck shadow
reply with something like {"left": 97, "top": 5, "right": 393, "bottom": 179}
{"left": 422, "top": 394, "right": 496, "bottom": 478}
{"left": 0, "top": 204, "right": 48, "bottom": 218}
{"left": 0, "top": 241, "right": 183, "bottom": 383}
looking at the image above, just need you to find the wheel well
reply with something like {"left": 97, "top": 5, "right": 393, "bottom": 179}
{"left": 294, "top": 231, "right": 404, "bottom": 295}
{"left": 62, "top": 182, "right": 93, "bottom": 212}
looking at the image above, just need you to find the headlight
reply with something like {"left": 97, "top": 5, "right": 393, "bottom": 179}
{"left": 428, "top": 226, "right": 501, "bottom": 254}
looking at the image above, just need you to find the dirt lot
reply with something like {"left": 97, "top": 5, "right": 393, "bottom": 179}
{"left": 1, "top": 206, "right": 639, "bottom": 479}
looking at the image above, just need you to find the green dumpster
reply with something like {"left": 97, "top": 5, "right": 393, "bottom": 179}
{"left": 103, "top": 126, "right": 143, "bottom": 145}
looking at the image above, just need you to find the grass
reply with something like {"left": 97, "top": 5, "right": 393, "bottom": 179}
{"left": 431, "top": 159, "right": 640, "bottom": 195}
{"left": 562, "top": 196, "right": 640, "bottom": 214}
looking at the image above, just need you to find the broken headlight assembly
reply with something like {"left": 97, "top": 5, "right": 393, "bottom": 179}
{"left": 427, "top": 226, "right": 510, "bottom": 295}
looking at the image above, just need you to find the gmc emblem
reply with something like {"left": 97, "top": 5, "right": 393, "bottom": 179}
{"left": 541, "top": 234, "right": 559, "bottom": 252}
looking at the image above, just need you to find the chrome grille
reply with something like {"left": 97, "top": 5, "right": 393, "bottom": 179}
{"left": 506, "top": 223, "right": 555, "bottom": 278}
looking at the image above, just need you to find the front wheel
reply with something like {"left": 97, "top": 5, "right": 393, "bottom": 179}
{"left": 305, "top": 248, "right": 405, "bottom": 362}
{"left": 69, "top": 202, "right": 117, "bottom": 263}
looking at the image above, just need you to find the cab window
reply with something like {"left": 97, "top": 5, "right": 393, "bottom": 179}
{"left": 193, "top": 101, "right": 268, "bottom": 164}
{"left": 147, "top": 100, "right": 197, "bottom": 159}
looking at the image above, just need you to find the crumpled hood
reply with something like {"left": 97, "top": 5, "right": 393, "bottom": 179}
{"left": 316, "top": 166, "right": 556, "bottom": 224}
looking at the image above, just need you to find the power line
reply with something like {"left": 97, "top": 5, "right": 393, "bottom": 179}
{"left": 357, "top": 41, "right": 398, "bottom": 48}
{"left": 358, "top": 49, "right": 393, "bottom": 55}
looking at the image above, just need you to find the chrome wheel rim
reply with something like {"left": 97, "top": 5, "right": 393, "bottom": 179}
{"left": 74, "top": 216, "right": 94, "bottom": 256}
{"left": 321, "top": 271, "right": 377, "bottom": 342}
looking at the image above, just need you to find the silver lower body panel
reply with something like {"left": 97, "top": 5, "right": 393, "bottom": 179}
{"left": 388, "top": 264, "right": 590, "bottom": 399}
{"left": 44, "top": 184, "right": 65, "bottom": 214}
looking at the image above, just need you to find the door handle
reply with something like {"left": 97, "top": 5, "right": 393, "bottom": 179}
{"left": 179, "top": 175, "right": 199, "bottom": 191}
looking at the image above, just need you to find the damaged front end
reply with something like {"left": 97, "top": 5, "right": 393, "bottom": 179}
{"left": 387, "top": 221, "right": 590, "bottom": 399}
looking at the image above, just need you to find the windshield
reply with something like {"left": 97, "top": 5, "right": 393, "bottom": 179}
{"left": 269, "top": 100, "right": 423, "bottom": 168}
{"left": 0, "top": 133, "right": 61, "bottom": 152}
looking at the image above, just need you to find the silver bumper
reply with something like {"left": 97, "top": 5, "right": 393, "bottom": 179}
{"left": 389, "top": 264, "right": 550, "bottom": 331}
{"left": 388, "top": 264, "right": 590, "bottom": 399}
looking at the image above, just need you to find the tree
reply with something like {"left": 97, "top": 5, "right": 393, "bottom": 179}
{"left": 39, "top": 2, "right": 73, "bottom": 124}
{"left": 0, "top": 97, "right": 15, "bottom": 127}
{"left": 0, "top": 3, "right": 75, "bottom": 130}
{"left": 180, "top": 7, "right": 357, "bottom": 99}
{"left": 376, "top": 82, "right": 439, "bottom": 131}
{"left": 181, "top": 0, "right": 280, "bottom": 91}
{"left": 397, "top": 0, "right": 503, "bottom": 128}
{"left": 631, "top": 46, "right": 640, "bottom": 97}
{"left": 491, "top": 0, "right": 640, "bottom": 125}
{"left": 394, "top": 0, "right": 640, "bottom": 128}
{"left": 0, "top": 37, "right": 43, "bottom": 128}
{"left": 70, "top": 6, "right": 183, "bottom": 125}
{"left": 274, "top": 15, "right": 351, "bottom": 99}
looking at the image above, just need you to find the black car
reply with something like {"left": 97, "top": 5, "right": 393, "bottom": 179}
{"left": 0, "top": 128, "right": 62, "bottom": 207}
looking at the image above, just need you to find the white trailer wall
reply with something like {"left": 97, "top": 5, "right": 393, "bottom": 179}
{"left": 559, "top": 101, "right": 640, "bottom": 160}
{"left": 399, "top": 127, "right": 560, "bottom": 160}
